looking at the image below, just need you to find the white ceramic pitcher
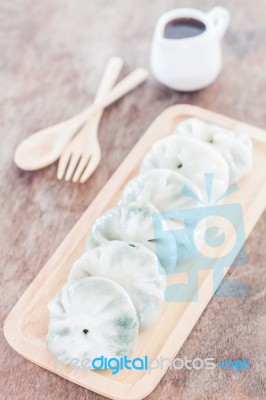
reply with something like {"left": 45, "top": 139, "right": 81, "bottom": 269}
{"left": 150, "top": 7, "right": 230, "bottom": 91}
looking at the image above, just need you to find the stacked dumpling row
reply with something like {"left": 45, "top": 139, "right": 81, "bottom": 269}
{"left": 47, "top": 118, "right": 253, "bottom": 367}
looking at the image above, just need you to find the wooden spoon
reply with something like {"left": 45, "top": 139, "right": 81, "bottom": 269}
{"left": 14, "top": 67, "right": 148, "bottom": 171}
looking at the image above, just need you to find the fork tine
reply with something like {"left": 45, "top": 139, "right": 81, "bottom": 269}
{"left": 72, "top": 154, "right": 91, "bottom": 183}
{"left": 79, "top": 156, "right": 100, "bottom": 183}
{"left": 64, "top": 153, "right": 81, "bottom": 181}
{"left": 57, "top": 148, "right": 72, "bottom": 180}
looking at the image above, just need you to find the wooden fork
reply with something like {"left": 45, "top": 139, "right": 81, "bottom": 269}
{"left": 57, "top": 57, "right": 123, "bottom": 182}
{"left": 57, "top": 62, "right": 148, "bottom": 183}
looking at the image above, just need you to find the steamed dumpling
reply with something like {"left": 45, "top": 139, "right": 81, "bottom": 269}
{"left": 47, "top": 277, "right": 139, "bottom": 367}
{"left": 69, "top": 241, "right": 166, "bottom": 329}
{"left": 88, "top": 202, "right": 159, "bottom": 249}
{"left": 141, "top": 135, "right": 229, "bottom": 201}
{"left": 119, "top": 170, "right": 205, "bottom": 271}
{"left": 119, "top": 169, "right": 202, "bottom": 212}
{"left": 87, "top": 202, "right": 178, "bottom": 273}
{"left": 175, "top": 118, "right": 253, "bottom": 183}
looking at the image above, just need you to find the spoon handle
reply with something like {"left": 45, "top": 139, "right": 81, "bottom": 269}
{"left": 80, "top": 68, "right": 149, "bottom": 119}
{"left": 14, "top": 66, "right": 148, "bottom": 172}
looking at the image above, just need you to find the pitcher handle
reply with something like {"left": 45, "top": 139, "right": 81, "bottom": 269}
{"left": 207, "top": 7, "right": 230, "bottom": 40}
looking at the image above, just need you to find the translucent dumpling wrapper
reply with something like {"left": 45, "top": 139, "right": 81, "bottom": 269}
{"left": 175, "top": 117, "right": 253, "bottom": 183}
{"left": 88, "top": 202, "right": 159, "bottom": 249}
{"left": 69, "top": 241, "right": 166, "bottom": 329}
{"left": 119, "top": 169, "right": 202, "bottom": 213}
{"left": 47, "top": 277, "right": 139, "bottom": 367}
{"left": 119, "top": 170, "right": 206, "bottom": 271}
{"left": 140, "top": 135, "right": 230, "bottom": 202}
{"left": 87, "top": 202, "right": 179, "bottom": 273}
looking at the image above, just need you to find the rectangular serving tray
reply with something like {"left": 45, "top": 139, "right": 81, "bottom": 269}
{"left": 4, "top": 105, "right": 266, "bottom": 400}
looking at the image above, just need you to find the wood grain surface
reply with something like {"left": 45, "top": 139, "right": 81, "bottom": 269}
{"left": 0, "top": 1, "right": 265, "bottom": 400}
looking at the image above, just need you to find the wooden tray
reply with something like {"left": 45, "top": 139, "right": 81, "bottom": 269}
{"left": 4, "top": 105, "right": 266, "bottom": 400}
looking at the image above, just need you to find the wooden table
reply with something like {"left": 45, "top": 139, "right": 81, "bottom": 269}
{"left": 1, "top": 1, "right": 265, "bottom": 399}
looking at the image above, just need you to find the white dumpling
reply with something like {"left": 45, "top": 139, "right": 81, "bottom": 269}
{"left": 47, "top": 277, "right": 139, "bottom": 367}
{"left": 88, "top": 202, "right": 159, "bottom": 249}
{"left": 119, "top": 170, "right": 206, "bottom": 270}
{"left": 175, "top": 117, "right": 253, "bottom": 183}
{"left": 69, "top": 241, "right": 166, "bottom": 329}
{"left": 87, "top": 202, "right": 178, "bottom": 273}
{"left": 119, "top": 169, "right": 202, "bottom": 212}
{"left": 141, "top": 135, "right": 229, "bottom": 201}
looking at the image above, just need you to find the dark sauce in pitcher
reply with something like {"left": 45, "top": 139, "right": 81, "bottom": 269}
{"left": 164, "top": 18, "right": 206, "bottom": 39}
